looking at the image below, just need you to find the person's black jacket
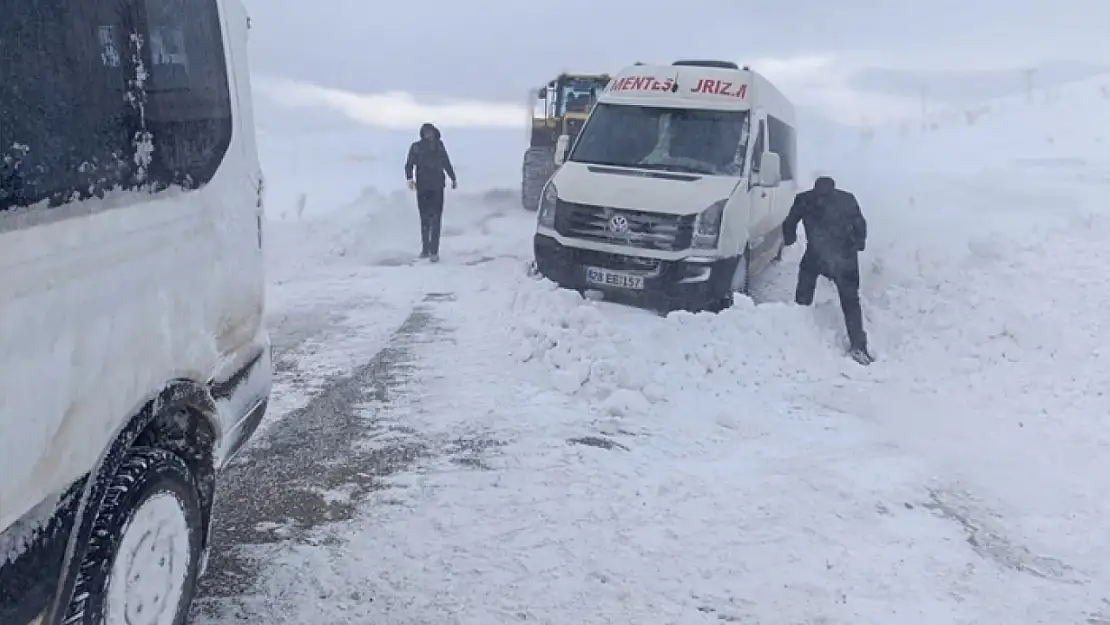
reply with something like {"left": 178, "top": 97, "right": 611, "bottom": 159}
{"left": 783, "top": 176, "right": 867, "bottom": 269}
{"left": 405, "top": 123, "right": 456, "bottom": 191}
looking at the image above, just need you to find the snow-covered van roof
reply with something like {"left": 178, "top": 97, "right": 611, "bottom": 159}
{"left": 598, "top": 62, "right": 790, "bottom": 116}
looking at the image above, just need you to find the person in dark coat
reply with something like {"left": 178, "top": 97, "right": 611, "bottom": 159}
{"left": 404, "top": 122, "right": 457, "bottom": 262}
{"left": 782, "top": 176, "right": 873, "bottom": 364}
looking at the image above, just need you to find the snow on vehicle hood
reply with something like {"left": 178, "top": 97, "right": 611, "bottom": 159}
{"left": 552, "top": 161, "right": 742, "bottom": 216}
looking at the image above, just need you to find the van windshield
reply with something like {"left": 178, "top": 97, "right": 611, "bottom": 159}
{"left": 568, "top": 103, "right": 750, "bottom": 176}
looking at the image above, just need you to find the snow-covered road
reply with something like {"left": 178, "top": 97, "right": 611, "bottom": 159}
{"left": 189, "top": 77, "right": 1110, "bottom": 624}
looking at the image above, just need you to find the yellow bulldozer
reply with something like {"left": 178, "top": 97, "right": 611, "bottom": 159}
{"left": 521, "top": 72, "right": 611, "bottom": 211}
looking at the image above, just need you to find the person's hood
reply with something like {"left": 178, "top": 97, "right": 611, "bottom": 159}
{"left": 814, "top": 176, "right": 835, "bottom": 195}
{"left": 419, "top": 122, "right": 441, "bottom": 141}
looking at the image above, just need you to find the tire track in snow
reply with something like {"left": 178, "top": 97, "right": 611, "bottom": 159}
{"left": 190, "top": 297, "right": 451, "bottom": 621}
{"left": 921, "top": 488, "right": 1083, "bottom": 584}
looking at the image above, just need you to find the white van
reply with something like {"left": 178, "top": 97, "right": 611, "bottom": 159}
{"left": 533, "top": 60, "right": 798, "bottom": 311}
{"left": 0, "top": 1, "right": 269, "bottom": 623}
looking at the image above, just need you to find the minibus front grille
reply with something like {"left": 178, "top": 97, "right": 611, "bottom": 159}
{"left": 554, "top": 200, "right": 694, "bottom": 251}
{"left": 568, "top": 248, "right": 662, "bottom": 273}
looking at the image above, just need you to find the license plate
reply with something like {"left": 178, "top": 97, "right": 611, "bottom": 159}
{"left": 585, "top": 267, "right": 644, "bottom": 290}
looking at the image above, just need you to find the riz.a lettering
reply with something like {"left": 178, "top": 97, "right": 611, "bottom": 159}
{"left": 690, "top": 79, "right": 747, "bottom": 98}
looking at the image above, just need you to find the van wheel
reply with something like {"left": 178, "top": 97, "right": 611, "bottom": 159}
{"left": 714, "top": 249, "right": 750, "bottom": 311}
{"left": 66, "top": 447, "right": 204, "bottom": 625}
{"left": 731, "top": 248, "right": 751, "bottom": 296}
{"left": 522, "top": 147, "right": 556, "bottom": 211}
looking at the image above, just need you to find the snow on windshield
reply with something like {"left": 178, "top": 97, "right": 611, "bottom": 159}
{"left": 569, "top": 103, "right": 749, "bottom": 176}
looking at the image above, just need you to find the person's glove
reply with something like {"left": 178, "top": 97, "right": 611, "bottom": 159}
{"left": 783, "top": 231, "right": 796, "bottom": 246}
{"left": 451, "top": 179, "right": 458, "bottom": 190}
{"left": 406, "top": 180, "right": 416, "bottom": 191}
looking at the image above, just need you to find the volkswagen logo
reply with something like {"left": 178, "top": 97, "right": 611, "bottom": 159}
{"left": 608, "top": 214, "right": 629, "bottom": 234}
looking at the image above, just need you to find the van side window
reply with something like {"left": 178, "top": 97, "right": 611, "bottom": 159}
{"left": 1, "top": 3, "right": 138, "bottom": 212}
{"left": 750, "top": 120, "right": 766, "bottom": 175}
{"left": 0, "top": 0, "right": 233, "bottom": 214}
{"left": 767, "top": 115, "right": 796, "bottom": 181}
{"left": 141, "top": 0, "right": 233, "bottom": 191}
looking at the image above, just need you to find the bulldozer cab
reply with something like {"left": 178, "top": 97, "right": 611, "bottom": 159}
{"left": 529, "top": 73, "right": 610, "bottom": 149}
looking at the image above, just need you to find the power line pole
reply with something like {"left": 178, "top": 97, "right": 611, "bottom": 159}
{"left": 920, "top": 85, "right": 929, "bottom": 130}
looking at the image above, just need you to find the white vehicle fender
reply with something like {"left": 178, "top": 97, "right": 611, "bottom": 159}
{"left": 721, "top": 187, "right": 752, "bottom": 257}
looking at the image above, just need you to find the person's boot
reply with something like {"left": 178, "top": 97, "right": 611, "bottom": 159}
{"left": 429, "top": 253, "right": 439, "bottom": 263}
{"left": 848, "top": 343, "right": 873, "bottom": 365}
{"left": 419, "top": 250, "right": 430, "bottom": 259}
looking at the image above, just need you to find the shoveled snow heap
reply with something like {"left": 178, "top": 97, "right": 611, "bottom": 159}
{"left": 499, "top": 188, "right": 1110, "bottom": 620}
{"left": 511, "top": 287, "right": 849, "bottom": 417}
{"left": 496, "top": 75, "right": 1110, "bottom": 621}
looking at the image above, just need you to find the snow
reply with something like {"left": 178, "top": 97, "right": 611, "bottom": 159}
{"left": 0, "top": 490, "right": 66, "bottom": 568}
{"left": 855, "top": 73, "right": 1110, "bottom": 173}
{"left": 257, "top": 125, "right": 522, "bottom": 220}
{"left": 184, "top": 74, "right": 1110, "bottom": 624}
{"left": 253, "top": 177, "right": 531, "bottom": 444}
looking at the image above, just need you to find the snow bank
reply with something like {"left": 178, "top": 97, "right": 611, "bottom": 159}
{"left": 500, "top": 73, "right": 1110, "bottom": 616}
{"left": 845, "top": 73, "right": 1110, "bottom": 175}
{"left": 265, "top": 185, "right": 526, "bottom": 272}
{"left": 509, "top": 282, "right": 852, "bottom": 418}
{"left": 258, "top": 115, "right": 532, "bottom": 274}
{"left": 258, "top": 125, "right": 523, "bottom": 220}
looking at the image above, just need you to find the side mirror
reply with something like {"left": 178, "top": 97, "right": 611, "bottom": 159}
{"left": 554, "top": 134, "right": 570, "bottom": 165}
{"left": 758, "top": 152, "right": 782, "bottom": 187}
{"left": 536, "top": 89, "right": 547, "bottom": 100}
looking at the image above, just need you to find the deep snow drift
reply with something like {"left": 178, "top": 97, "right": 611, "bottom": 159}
{"left": 195, "top": 75, "right": 1110, "bottom": 624}
{"left": 502, "top": 75, "right": 1110, "bottom": 621}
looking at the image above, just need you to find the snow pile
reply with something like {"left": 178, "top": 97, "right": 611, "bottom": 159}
{"left": 851, "top": 73, "right": 1110, "bottom": 174}
{"left": 856, "top": 201, "right": 1110, "bottom": 533}
{"left": 499, "top": 74, "right": 1110, "bottom": 620}
{"left": 509, "top": 283, "right": 853, "bottom": 420}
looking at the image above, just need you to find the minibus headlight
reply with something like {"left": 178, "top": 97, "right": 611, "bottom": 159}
{"left": 692, "top": 199, "right": 727, "bottom": 249}
{"left": 538, "top": 182, "right": 558, "bottom": 228}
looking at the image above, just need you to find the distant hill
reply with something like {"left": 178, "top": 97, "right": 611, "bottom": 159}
{"left": 848, "top": 60, "right": 1110, "bottom": 107}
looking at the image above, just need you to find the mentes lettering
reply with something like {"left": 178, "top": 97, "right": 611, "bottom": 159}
{"left": 609, "top": 76, "right": 675, "bottom": 93}
{"left": 690, "top": 79, "right": 747, "bottom": 98}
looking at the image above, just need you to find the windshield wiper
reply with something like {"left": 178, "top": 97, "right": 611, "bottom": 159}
{"left": 571, "top": 158, "right": 631, "bottom": 168}
{"left": 637, "top": 162, "right": 715, "bottom": 175}
{"left": 573, "top": 159, "right": 715, "bottom": 175}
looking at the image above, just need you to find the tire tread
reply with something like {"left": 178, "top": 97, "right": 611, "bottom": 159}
{"left": 62, "top": 447, "right": 202, "bottom": 625}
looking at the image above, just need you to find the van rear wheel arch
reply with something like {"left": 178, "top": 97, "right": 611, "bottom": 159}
{"left": 41, "top": 380, "right": 221, "bottom": 625}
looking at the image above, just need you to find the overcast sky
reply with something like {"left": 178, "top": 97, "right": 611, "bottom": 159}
{"left": 243, "top": 0, "right": 1110, "bottom": 127}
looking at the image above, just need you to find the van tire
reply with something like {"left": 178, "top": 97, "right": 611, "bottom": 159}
{"left": 731, "top": 248, "right": 751, "bottom": 297}
{"left": 522, "top": 147, "right": 556, "bottom": 211}
{"left": 713, "top": 249, "right": 750, "bottom": 311}
{"left": 65, "top": 447, "right": 204, "bottom": 625}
